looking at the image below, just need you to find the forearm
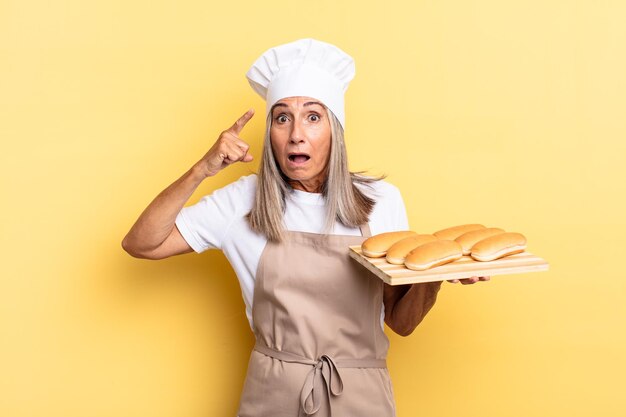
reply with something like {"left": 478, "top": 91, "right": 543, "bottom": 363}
{"left": 384, "top": 281, "right": 442, "bottom": 336}
{"left": 122, "top": 164, "right": 206, "bottom": 254}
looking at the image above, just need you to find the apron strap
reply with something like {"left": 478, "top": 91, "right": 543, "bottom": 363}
{"left": 358, "top": 223, "right": 372, "bottom": 238}
{"left": 254, "top": 342, "right": 386, "bottom": 416}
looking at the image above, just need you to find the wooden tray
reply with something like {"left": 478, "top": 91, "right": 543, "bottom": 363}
{"left": 349, "top": 246, "right": 549, "bottom": 285}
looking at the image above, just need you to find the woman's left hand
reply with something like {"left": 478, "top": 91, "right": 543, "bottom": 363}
{"left": 447, "top": 276, "right": 490, "bottom": 285}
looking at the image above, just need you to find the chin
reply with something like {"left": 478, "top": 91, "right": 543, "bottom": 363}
{"left": 286, "top": 172, "right": 309, "bottom": 180}
{"left": 280, "top": 166, "right": 308, "bottom": 180}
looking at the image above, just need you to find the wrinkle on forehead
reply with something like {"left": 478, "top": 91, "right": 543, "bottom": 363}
{"left": 271, "top": 97, "right": 327, "bottom": 113}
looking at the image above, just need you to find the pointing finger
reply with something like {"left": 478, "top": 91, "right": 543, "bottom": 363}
{"left": 227, "top": 108, "right": 255, "bottom": 135}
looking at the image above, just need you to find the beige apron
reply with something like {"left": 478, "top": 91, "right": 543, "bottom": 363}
{"left": 237, "top": 224, "right": 396, "bottom": 417}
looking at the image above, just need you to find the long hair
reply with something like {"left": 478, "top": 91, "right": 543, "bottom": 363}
{"left": 246, "top": 106, "right": 384, "bottom": 242}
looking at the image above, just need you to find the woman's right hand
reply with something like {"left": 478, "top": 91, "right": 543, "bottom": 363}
{"left": 122, "top": 108, "right": 257, "bottom": 259}
{"left": 196, "top": 108, "right": 256, "bottom": 178}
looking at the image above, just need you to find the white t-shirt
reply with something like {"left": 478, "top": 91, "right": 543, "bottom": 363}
{"left": 175, "top": 174, "right": 409, "bottom": 330}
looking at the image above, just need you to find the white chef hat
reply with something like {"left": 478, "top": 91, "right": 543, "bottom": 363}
{"left": 245, "top": 38, "right": 355, "bottom": 129}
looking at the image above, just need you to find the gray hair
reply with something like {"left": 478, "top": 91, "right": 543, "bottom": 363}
{"left": 246, "top": 106, "right": 383, "bottom": 242}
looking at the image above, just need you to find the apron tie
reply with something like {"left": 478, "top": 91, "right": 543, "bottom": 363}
{"left": 300, "top": 354, "right": 344, "bottom": 415}
{"left": 254, "top": 342, "right": 386, "bottom": 416}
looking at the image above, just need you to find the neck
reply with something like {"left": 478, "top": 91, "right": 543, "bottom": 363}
{"left": 289, "top": 179, "right": 324, "bottom": 194}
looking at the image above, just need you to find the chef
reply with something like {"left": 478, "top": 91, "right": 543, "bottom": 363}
{"left": 122, "top": 38, "right": 488, "bottom": 417}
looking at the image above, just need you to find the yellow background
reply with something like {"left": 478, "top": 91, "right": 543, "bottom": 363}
{"left": 2, "top": 0, "right": 625, "bottom": 416}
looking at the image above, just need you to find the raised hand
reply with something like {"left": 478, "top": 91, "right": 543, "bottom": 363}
{"left": 197, "top": 108, "right": 255, "bottom": 178}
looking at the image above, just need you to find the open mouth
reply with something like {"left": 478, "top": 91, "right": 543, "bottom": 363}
{"left": 288, "top": 153, "right": 311, "bottom": 163}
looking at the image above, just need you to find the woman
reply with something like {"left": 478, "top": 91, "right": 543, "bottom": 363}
{"left": 122, "top": 38, "right": 487, "bottom": 417}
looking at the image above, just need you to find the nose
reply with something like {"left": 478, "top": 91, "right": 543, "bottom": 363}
{"left": 289, "top": 119, "right": 305, "bottom": 144}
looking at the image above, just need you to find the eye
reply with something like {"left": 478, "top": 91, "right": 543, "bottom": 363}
{"left": 275, "top": 114, "right": 289, "bottom": 123}
{"left": 308, "top": 113, "right": 320, "bottom": 122}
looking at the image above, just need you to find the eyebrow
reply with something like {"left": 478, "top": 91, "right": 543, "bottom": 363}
{"left": 271, "top": 101, "right": 325, "bottom": 111}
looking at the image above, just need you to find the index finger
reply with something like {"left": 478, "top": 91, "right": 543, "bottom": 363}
{"left": 227, "top": 108, "right": 255, "bottom": 135}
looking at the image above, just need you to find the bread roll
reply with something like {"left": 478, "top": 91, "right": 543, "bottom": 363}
{"left": 433, "top": 224, "right": 485, "bottom": 240}
{"left": 455, "top": 227, "right": 506, "bottom": 255}
{"left": 470, "top": 232, "right": 527, "bottom": 261}
{"left": 386, "top": 234, "right": 438, "bottom": 264}
{"left": 361, "top": 231, "right": 417, "bottom": 258}
{"left": 404, "top": 240, "right": 463, "bottom": 271}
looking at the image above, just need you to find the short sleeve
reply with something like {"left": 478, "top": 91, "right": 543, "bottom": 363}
{"left": 175, "top": 174, "right": 256, "bottom": 253}
{"left": 394, "top": 186, "right": 410, "bottom": 230}
{"left": 355, "top": 179, "right": 409, "bottom": 235}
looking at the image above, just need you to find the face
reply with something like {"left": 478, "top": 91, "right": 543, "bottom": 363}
{"left": 270, "top": 96, "right": 332, "bottom": 192}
